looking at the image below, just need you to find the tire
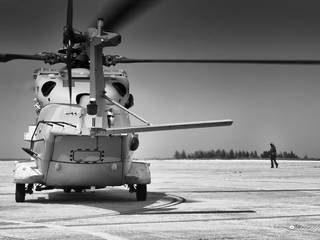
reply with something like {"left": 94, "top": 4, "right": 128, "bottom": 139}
{"left": 74, "top": 187, "right": 83, "bottom": 193}
{"left": 136, "top": 184, "right": 147, "bottom": 201}
{"left": 15, "top": 184, "right": 26, "bottom": 202}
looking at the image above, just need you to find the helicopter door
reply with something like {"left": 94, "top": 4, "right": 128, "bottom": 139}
{"left": 45, "top": 135, "right": 123, "bottom": 186}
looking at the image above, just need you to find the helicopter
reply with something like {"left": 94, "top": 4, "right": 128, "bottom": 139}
{"left": 2, "top": 0, "right": 320, "bottom": 203}
{"left": 2, "top": 0, "right": 234, "bottom": 202}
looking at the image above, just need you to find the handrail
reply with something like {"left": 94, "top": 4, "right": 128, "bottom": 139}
{"left": 102, "top": 94, "right": 150, "bottom": 126}
{"left": 29, "top": 120, "right": 77, "bottom": 149}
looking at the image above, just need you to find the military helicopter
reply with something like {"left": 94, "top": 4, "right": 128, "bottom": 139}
{"left": 2, "top": 0, "right": 319, "bottom": 203}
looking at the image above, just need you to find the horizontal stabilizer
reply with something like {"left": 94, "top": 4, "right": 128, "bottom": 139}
{"left": 105, "top": 119, "right": 233, "bottom": 134}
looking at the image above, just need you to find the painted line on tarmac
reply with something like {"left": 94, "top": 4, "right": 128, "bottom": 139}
{"left": 170, "top": 189, "right": 320, "bottom": 193}
{"left": 0, "top": 225, "right": 47, "bottom": 230}
{"left": 0, "top": 219, "right": 127, "bottom": 240}
{"left": 140, "top": 210, "right": 256, "bottom": 215}
{"left": 64, "top": 213, "right": 320, "bottom": 227}
{"left": 0, "top": 221, "right": 19, "bottom": 226}
{"left": 253, "top": 180, "right": 320, "bottom": 185}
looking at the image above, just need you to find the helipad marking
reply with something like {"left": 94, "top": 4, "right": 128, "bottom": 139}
{"left": 0, "top": 219, "right": 127, "bottom": 240}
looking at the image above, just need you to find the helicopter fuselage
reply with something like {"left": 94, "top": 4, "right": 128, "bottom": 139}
{"left": 16, "top": 67, "right": 150, "bottom": 192}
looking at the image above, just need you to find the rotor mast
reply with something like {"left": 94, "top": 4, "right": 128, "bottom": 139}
{"left": 86, "top": 19, "right": 121, "bottom": 130}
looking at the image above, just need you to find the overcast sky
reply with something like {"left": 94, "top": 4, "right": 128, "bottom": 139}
{"left": 0, "top": 0, "right": 320, "bottom": 159}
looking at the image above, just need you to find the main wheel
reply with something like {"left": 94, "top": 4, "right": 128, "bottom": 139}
{"left": 136, "top": 184, "right": 147, "bottom": 201}
{"left": 15, "top": 183, "right": 26, "bottom": 202}
{"left": 74, "top": 187, "right": 83, "bottom": 193}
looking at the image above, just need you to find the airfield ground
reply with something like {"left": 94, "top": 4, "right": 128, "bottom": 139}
{"left": 0, "top": 159, "right": 319, "bottom": 240}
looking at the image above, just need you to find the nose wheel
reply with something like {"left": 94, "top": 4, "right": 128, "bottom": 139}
{"left": 15, "top": 183, "right": 26, "bottom": 202}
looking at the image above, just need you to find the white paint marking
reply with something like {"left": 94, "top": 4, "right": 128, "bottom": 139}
{"left": 0, "top": 218, "right": 127, "bottom": 240}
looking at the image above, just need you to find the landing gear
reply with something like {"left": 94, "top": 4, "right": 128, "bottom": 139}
{"left": 136, "top": 184, "right": 147, "bottom": 201}
{"left": 15, "top": 183, "right": 25, "bottom": 202}
{"left": 63, "top": 187, "right": 71, "bottom": 193}
{"left": 74, "top": 187, "right": 83, "bottom": 193}
{"left": 128, "top": 184, "right": 147, "bottom": 201}
{"left": 26, "top": 184, "right": 33, "bottom": 194}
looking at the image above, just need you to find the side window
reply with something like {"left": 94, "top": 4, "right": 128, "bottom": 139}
{"left": 125, "top": 94, "right": 134, "bottom": 109}
{"left": 41, "top": 81, "right": 56, "bottom": 97}
{"left": 112, "top": 82, "right": 127, "bottom": 97}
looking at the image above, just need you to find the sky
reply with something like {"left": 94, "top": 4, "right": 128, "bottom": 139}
{"left": 0, "top": 0, "right": 320, "bottom": 159}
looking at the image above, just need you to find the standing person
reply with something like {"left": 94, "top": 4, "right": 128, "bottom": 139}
{"left": 269, "top": 143, "right": 278, "bottom": 168}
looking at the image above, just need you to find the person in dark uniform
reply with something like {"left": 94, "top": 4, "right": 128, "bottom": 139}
{"left": 269, "top": 143, "right": 278, "bottom": 168}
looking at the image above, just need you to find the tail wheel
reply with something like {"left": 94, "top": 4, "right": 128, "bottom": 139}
{"left": 136, "top": 184, "right": 147, "bottom": 201}
{"left": 15, "top": 184, "right": 26, "bottom": 202}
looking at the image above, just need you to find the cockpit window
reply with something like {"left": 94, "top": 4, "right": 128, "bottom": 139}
{"left": 41, "top": 81, "right": 56, "bottom": 97}
{"left": 112, "top": 82, "right": 127, "bottom": 97}
{"left": 76, "top": 93, "right": 90, "bottom": 104}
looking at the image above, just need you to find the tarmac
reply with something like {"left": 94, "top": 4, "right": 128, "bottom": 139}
{"left": 0, "top": 159, "right": 319, "bottom": 240}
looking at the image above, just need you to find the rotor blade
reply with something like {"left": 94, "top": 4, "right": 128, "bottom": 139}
{"left": 64, "top": 0, "right": 74, "bottom": 45}
{"left": 90, "top": 0, "right": 160, "bottom": 32}
{"left": 67, "top": 0, "right": 73, "bottom": 30}
{"left": 0, "top": 53, "right": 46, "bottom": 62}
{"left": 65, "top": 0, "right": 73, "bottom": 104}
{"left": 112, "top": 57, "right": 320, "bottom": 65}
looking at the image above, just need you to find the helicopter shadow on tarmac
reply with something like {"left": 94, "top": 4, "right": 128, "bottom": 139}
{"left": 26, "top": 188, "right": 171, "bottom": 219}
